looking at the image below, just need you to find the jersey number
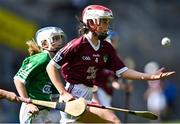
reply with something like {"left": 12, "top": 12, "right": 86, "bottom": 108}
{"left": 86, "top": 66, "right": 98, "bottom": 80}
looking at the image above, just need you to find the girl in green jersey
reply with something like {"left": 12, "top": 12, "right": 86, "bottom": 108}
{"left": 14, "top": 27, "right": 65, "bottom": 124}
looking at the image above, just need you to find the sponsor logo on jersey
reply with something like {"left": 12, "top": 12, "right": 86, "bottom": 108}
{"left": 82, "top": 56, "right": 91, "bottom": 61}
{"left": 93, "top": 54, "right": 100, "bottom": 57}
{"left": 93, "top": 54, "right": 100, "bottom": 63}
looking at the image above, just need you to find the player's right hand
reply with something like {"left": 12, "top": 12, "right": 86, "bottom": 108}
{"left": 61, "top": 91, "right": 74, "bottom": 102}
{"left": 27, "top": 103, "right": 39, "bottom": 114}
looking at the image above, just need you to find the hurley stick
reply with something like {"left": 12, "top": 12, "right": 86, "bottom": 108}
{"left": 19, "top": 97, "right": 86, "bottom": 117}
{"left": 87, "top": 102, "right": 158, "bottom": 120}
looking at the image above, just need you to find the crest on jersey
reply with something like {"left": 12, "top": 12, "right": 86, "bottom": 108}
{"left": 103, "top": 55, "right": 108, "bottom": 63}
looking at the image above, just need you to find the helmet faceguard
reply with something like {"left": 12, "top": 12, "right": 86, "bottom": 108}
{"left": 35, "top": 27, "right": 65, "bottom": 51}
{"left": 82, "top": 5, "right": 113, "bottom": 40}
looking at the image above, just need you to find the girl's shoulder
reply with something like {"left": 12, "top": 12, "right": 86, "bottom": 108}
{"left": 22, "top": 52, "right": 49, "bottom": 65}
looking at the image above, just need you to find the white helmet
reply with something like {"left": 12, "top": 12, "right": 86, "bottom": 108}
{"left": 82, "top": 5, "right": 113, "bottom": 25}
{"left": 35, "top": 27, "right": 65, "bottom": 48}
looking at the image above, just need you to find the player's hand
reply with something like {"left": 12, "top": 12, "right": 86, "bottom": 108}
{"left": 61, "top": 91, "right": 74, "bottom": 102}
{"left": 112, "top": 81, "right": 121, "bottom": 90}
{"left": 92, "top": 85, "right": 98, "bottom": 93}
{"left": 27, "top": 103, "right": 39, "bottom": 115}
{"left": 150, "top": 67, "right": 175, "bottom": 80}
{"left": 6, "top": 91, "right": 20, "bottom": 102}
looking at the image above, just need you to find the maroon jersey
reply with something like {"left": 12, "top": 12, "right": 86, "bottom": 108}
{"left": 52, "top": 35, "right": 128, "bottom": 87}
{"left": 95, "top": 69, "right": 116, "bottom": 95}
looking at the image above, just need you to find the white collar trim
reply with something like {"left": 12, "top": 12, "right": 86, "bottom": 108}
{"left": 84, "top": 34, "right": 100, "bottom": 51}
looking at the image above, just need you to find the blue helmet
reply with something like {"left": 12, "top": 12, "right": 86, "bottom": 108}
{"left": 106, "top": 30, "right": 118, "bottom": 44}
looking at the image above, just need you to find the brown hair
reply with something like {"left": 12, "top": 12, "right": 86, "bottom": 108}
{"left": 26, "top": 40, "right": 42, "bottom": 56}
{"left": 76, "top": 15, "right": 89, "bottom": 36}
{"left": 78, "top": 23, "right": 89, "bottom": 36}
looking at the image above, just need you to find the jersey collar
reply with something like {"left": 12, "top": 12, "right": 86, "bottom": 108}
{"left": 84, "top": 34, "right": 100, "bottom": 51}
{"left": 43, "top": 50, "right": 52, "bottom": 59}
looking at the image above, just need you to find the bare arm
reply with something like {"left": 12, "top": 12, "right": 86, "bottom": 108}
{"left": 14, "top": 79, "right": 29, "bottom": 98}
{"left": 14, "top": 79, "right": 39, "bottom": 114}
{"left": 46, "top": 62, "right": 74, "bottom": 102}
{"left": 0, "top": 89, "right": 8, "bottom": 99}
{"left": 0, "top": 89, "right": 19, "bottom": 102}
{"left": 121, "top": 68, "right": 175, "bottom": 80}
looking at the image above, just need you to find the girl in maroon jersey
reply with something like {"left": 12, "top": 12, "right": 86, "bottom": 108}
{"left": 46, "top": 5, "right": 175, "bottom": 123}
{"left": 92, "top": 30, "right": 134, "bottom": 123}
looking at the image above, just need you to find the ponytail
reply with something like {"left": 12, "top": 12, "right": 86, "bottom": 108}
{"left": 26, "top": 40, "right": 42, "bottom": 56}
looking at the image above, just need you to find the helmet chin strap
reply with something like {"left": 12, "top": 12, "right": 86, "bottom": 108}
{"left": 89, "top": 20, "right": 108, "bottom": 41}
{"left": 43, "top": 47, "right": 59, "bottom": 53}
{"left": 42, "top": 44, "right": 59, "bottom": 53}
{"left": 44, "top": 39, "right": 62, "bottom": 53}
{"left": 91, "top": 31, "right": 108, "bottom": 41}
{"left": 97, "top": 32, "right": 108, "bottom": 41}
{"left": 92, "top": 29, "right": 108, "bottom": 41}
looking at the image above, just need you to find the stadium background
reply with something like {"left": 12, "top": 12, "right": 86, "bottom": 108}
{"left": 0, "top": 0, "right": 179, "bottom": 123}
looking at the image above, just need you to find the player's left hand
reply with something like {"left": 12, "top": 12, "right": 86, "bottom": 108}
{"left": 150, "top": 67, "right": 175, "bottom": 80}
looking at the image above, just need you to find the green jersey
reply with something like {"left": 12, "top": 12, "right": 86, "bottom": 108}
{"left": 14, "top": 51, "right": 58, "bottom": 101}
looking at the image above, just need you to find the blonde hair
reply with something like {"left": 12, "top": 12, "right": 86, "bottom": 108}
{"left": 26, "top": 40, "right": 42, "bottom": 56}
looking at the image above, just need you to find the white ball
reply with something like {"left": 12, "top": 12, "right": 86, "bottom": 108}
{"left": 161, "top": 37, "right": 171, "bottom": 47}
